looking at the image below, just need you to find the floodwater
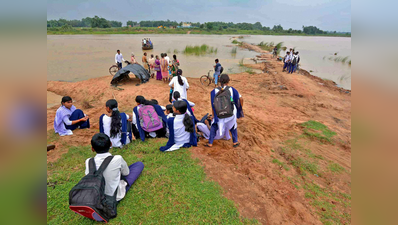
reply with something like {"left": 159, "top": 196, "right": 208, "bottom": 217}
{"left": 47, "top": 34, "right": 351, "bottom": 89}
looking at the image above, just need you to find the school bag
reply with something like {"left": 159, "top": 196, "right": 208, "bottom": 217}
{"left": 220, "top": 66, "right": 224, "bottom": 74}
{"left": 292, "top": 56, "right": 297, "bottom": 65}
{"left": 138, "top": 105, "right": 163, "bottom": 132}
{"left": 69, "top": 156, "right": 118, "bottom": 223}
{"left": 213, "top": 87, "right": 234, "bottom": 119}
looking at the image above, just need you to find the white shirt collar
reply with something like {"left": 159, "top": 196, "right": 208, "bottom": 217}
{"left": 95, "top": 152, "right": 112, "bottom": 159}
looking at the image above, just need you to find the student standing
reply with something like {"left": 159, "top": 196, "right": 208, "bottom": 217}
{"left": 282, "top": 51, "right": 291, "bottom": 72}
{"left": 169, "top": 69, "right": 189, "bottom": 100}
{"left": 206, "top": 74, "right": 244, "bottom": 148}
{"left": 115, "top": 50, "right": 125, "bottom": 69}
{"left": 54, "top": 96, "right": 90, "bottom": 136}
{"left": 213, "top": 59, "right": 222, "bottom": 86}
{"left": 289, "top": 53, "right": 298, "bottom": 74}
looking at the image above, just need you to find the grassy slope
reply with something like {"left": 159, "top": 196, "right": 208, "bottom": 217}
{"left": 47, "top": 139, "right": 258, "bottom": 224}
{"left": 47, "top": 27, "right": 351, "bottom": 37}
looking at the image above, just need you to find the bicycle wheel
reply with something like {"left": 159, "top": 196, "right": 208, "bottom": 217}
{"left": 109, "top": 65, "right": 119, "bottom": 76}
{"left": 200, "top": 75, "right": 211, "bottom": 86}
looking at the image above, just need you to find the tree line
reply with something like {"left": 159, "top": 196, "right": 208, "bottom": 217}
{"left": 47, "top": 17, "right": 350, "bottom": 35}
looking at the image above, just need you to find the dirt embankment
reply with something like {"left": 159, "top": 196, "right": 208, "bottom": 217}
{"left": 47, "top": 43, "right": 351, "bottom": 224}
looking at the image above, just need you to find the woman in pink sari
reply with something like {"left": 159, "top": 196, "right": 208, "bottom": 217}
{"left": 160, "top": 53, "right": 169, "bottom": 83}
{"left": 155, "top": 55, "right": 162, "bottom": 80}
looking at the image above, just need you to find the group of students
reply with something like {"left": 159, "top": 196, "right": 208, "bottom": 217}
{"left": 283, "top": 48, "right": 301, "bottom": 74}
{"left": 55, "top": 66, "right": 244, "bottom": 222}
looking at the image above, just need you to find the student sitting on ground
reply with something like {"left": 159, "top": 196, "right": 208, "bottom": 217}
{"left": 172, "top": 91, "right": 198, "bottom": 123}
{"left": 205, "top": 74, "right": 244, "bottom": 148}
{"left": 99, "top": 99, "right": 132, "bottom": 148}
{"left": 150, "top": 99, "right": 166, "bottom": 111}
{"left": 86, "top": 133, "right": 144, "bottom": 203}
{"left": 160, "top": 100, "right": 197, "bottom": 152}
{"left": 54, "top": 96, "right": 90, "bottom": 136}
{"left": 165, "top": 104, "right": 174, "bottom": 138}
{"left": 196, "top": 114, "right": 231, "bottom": 140}
{"left": 132, "top": 96, "right": 168, "bottom": 141}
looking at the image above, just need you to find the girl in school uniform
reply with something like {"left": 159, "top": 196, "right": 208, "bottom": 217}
{"left": 169, "top": 69, "right": 189, "bottom": 100}
{"left": 205, "top": 74, "right": 244, "bottom": 148}
{"left": 160, "top": 100, "right": 197, "bottom": 152}
{"left": 54, "top": 96, "right": 90, "bottom": 136}
{"left": 172, "top": 91, "right": 198, "bottom": 123}
{"left": 99, "top": 99, "right": 132, "bottom": 148}
{"left": 132, "top": 96, "right": 168, "bottom": 141}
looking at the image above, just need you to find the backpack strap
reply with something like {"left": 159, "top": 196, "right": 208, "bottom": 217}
{"left": 99, "top": 114, "right": 105, "bottom": 133}
{"left": 88, "top": 158, "right": 96, "bottom": 175}
{"left": 96, "top": 156, "right": 114, "bottom": 175}
{"left": 120, "top": 113, "right": 127, "bottom": 145}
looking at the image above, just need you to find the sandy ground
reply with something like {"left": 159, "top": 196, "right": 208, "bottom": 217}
{"left": 47, "top": 43, "right": 351, "bottom": 224}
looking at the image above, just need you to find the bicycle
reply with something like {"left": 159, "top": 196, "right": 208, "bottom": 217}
{"left": 109, "top": 64, "right": 120, "bottom": 76}
{"left": 200, "top": 70, "right": 218, "bottom": 86}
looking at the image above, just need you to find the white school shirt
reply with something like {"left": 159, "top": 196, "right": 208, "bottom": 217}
{"left": 169, "top": 76, "right": 189, "bottom": 100}
{"left": 101, "top": 114, "right": 130, "bottom": 148}
{"left": 115, "top": 53, "right": 125, "bottom": 63}
{"left": 165, "top": 114, "right": 190, "bottom": 152}
{"left": 284, "top": 54, "right": 291, "bottom": 63}
{"left": 212, "top": 86, "right": 241, "bottom": 136}
{"left": 85, "top": 153, "right": 129, "bottom": 201}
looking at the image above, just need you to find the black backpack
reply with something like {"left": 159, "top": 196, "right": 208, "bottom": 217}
{"left": 213, "top": 87, "right": 234, "bottom": 119}
{"left": 292, "top": 56, "right": 297, "bottom": 65}
{"left": 69, "top": 156, "right": 118, "bottom": 223}
{"left": 220, "top": 66, "right": 224, "bottom": 74}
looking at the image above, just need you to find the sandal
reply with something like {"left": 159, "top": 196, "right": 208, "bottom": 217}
{"left": 233, "top": 143, "right": 240, "bottom": 148}
{"left": 204, "top": 144, "right": 212, "bottom": 148}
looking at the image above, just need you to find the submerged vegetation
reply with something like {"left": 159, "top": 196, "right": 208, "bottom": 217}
{"left": 231, "top": 47, "right": 237, "bottom": 54}
{"left": 257, "top": 41, "right": 287, "bottom": 55}
{"left": 182, "top": 44, "right": 217, "bottom": 56}
{"left": 323, "top": 54, "right": 351, "bottom": 66}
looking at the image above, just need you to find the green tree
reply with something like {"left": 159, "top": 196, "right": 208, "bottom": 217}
{"left": 272, "top": 24, "right": 284, "bottom": 33}
{"left": 253, "top": 22, "right": 262, "bottom": 30}
{"left": 206, "top": 22, "right": 214, "bottom": 30}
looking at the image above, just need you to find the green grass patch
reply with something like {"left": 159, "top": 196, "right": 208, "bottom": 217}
{"left": 182, "top": 44, "right": 218, "bottom": 56}
{"left": 47, "top": 129, "right": 59, "bottom": 144}
{"left": 304, "top": 149, "right": 325, "bottom": 160}
{"left": 232, "top": 39, "right": 240, "bottom": 44}
{"left": 291, "top": 157, "right": 319, "bottom": 175}
{"left": 272, "top": 159, "right": 290, "bottom": 171}
{"left": 328, "top": 163, "right": 345, "bottom": 173}
{"left": 47, "top": 139, "right": 257, "bottom": 224}
{"left": 301, "top": 120, "right": 336, "bottom": 144}
{"left": 245, "top": 68, "right": 255, "bottom": 74}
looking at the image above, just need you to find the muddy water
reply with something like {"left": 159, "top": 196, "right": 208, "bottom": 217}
{"left": 47, "top": 91, "right": 63, "bottom": 108}
{"left": 47, "top": 34, "right": 351, "bottom": 89}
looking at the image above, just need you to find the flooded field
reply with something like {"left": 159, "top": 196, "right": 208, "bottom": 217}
{"left": 47, "top": 34, "right": 351, "bottom": 89}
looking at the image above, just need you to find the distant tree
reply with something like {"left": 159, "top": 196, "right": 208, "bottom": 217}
{"left": 219, "top": 26, "right": 223, "bottom": 31}
{"left": 110, "top": 20, "right": 122, "bottom": 27}
{"left": 253, "top": 22, "right": 262, "bottom": 30}
{"left": 272, "top": 24, "right": 284, "bottom": 33}
{"left": 206, "top": 22, "right": 214, "bottom": 30}
{"left": 127, "top": 21, "right": 138, "bottom": 27}
{"left": 302, "top": 26, "right": 324, "bottom": 35}
{"left": 200, "top": 24, "right": 204, "bottom": 29}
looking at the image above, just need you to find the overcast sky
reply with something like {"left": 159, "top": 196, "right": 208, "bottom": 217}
{"left": 47, "top": 0, "right": 351, "bottom": 32}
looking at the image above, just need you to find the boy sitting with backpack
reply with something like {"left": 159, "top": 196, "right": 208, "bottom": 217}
{"left": 69, "top": 133, "right": 144, "bottom": 222}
